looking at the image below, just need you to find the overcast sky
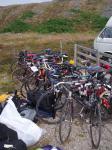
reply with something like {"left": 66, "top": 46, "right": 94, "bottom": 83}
{"left": 0, "top": 0, "right": 53, "bottom": 6}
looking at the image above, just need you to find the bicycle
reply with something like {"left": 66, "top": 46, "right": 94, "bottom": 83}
{"left": 56, "top": 79, "right": 102, "bottom": 149}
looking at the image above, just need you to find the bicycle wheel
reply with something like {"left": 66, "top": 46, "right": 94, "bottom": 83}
{"left": 10, "top": 61, "right": 23, "bottom": 73}
{"left": 20, "top": 82, "right": 28, "bottom": 98}
{"left": 54, "top": 92, "right": 67, "bottom": 110}
{"left": 90, "top": 103, "right": 101, "bottom": 149}
{"left": 26, "top": 74, "right": 40, "bottom": 92}
{"left": 59, "top": 101, "right": 72, "bottom": 144}
{"left": 12, "top": 67, "right": 27, "bottom": 82}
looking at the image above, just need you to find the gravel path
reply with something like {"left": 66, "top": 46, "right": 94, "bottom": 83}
{"left": 30, "top": 119, "right": 112, "bottom": 150}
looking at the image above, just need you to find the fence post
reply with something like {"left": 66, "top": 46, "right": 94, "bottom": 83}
{"left": 96, "top": 49, "right": 100, "bottom": 66}
{"left": 74, "top": 44, "right": 77, "bottom": 66}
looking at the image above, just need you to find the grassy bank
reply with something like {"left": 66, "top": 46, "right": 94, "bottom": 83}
{"left": 0, "top": 10, "right": 108, "bottom": 33}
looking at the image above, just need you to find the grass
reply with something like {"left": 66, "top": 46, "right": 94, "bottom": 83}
{"left": 0, "top": 9, "right": 108, "bottom": 33}
{"left": 20, "top": 11, "right": 35, "bottom": 20}
{"left": 0, "top": 72, "right": 15, "bottom": 94}
{"left": 1, "top": 19, "right": 32, "bottom": 33}
{"left": 70, "top": 9, "right": 108, "bottom": 32}
{"left": 34, "top": 18, "right": 74, "bottom": 33}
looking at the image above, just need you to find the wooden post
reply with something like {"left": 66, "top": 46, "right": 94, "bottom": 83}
{"left": 74, "top": 44, "right": 77, "bottom": 66}
{"left": 97, "top": 49, "right": 100, "bottom": 66}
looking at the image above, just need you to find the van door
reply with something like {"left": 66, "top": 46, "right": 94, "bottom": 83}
{"left": 94, "top": 27, "right": 112, "bottom": 53}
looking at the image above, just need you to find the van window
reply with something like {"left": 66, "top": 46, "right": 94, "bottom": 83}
{"left": 100, "top": 27, "right": 112, "bottom": 38}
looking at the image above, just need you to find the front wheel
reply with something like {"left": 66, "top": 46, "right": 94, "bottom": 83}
{"left": 90, "top": 103, "right": 101, "bottom": 149}
{"left": 59, "top": 101, "right": 72, "bottom": 144}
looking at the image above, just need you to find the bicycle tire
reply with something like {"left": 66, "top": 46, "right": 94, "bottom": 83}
{"left": 26, "top": 74, "right": 40, "bottom": 92}
{"left": 10, "top": 61, "right": 23, "bottom": 72}
{"left": 59, "top": 101, "right": 72, "bottom": 144}
{"left": 12, "top": 67, "right": 27, "bottom": 82}
{"left": 20, "top": 82, "right": 28, "bottom": 98}
{"left": 90, "top": 103, "right": 101, "bottom": 149}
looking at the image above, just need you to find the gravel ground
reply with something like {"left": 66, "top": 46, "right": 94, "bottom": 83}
{"left": 30, "top": 118, "right": 112, "bottom": 150}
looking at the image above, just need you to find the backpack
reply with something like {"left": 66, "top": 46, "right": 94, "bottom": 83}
{"left": 27, "top": 89, "right": 56, "bottom": 116}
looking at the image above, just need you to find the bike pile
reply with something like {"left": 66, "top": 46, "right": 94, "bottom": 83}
{"left": 10, "top": 49, "right": 112, "bottom": 149}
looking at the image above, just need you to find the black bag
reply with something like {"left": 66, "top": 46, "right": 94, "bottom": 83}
{"left": 0, "top": 140, "right": 27, "bottom": 150}
{"left": 27, "top": 89, "right": 56, "bottom": 113}
{"left": 0, "top": 102, "right": 7, "bottom": 115}
{"left": 0, "top": 123, "right": 27, "bottom": 150}
{"left": 0, "top": 123, "right": 18, "bottom": 142}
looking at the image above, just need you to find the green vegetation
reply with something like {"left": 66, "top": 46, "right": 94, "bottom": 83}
{"left": 2, "top": 19, "right": 31, "bottom": 33}
{"left": 34, "top": 10, "right": 108, "bottom": 33}
{"left": 35, "top": 18, "right": 74, "bottom": 33}
{"left": 0, "top": 11, "right": 35, "bottom": 33}
{"left": 21, "top": 11, "right": 35, "bottom": 20}
{"left": 70, "top": 9, "right": 108, "bottom": 31}
{"left": 70, "top": 8, "right": 81, "bottom": 14}
{"left": 1, "top": 9, "right": 108, "bottom": 33}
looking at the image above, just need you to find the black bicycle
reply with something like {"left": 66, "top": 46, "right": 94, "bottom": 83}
{"left": 57, "top": 80, "right": 101, "bottom": 149}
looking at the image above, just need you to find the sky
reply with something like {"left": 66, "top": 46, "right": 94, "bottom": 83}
{"left": 0, "top": 0, "right": 53, "bottom": 6}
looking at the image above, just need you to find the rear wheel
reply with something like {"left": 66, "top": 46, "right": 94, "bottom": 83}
{"left": 90, "top": 103, "right": 101, "bottom": 149}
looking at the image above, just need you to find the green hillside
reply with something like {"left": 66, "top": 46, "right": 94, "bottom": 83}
{"left": 0, "top": 0, "right": 110, "bottom": 33}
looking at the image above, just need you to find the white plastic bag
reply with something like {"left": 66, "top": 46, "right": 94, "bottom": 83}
{"left": 20, "top": 107, "right": 36, "bottom": 121}
{"left": 0, "top": 97, "right": 43, "bottom": 147}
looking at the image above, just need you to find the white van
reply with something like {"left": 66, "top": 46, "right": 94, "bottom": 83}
{"left": 94, "top": 16, "right": 112, "bottom": 53}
